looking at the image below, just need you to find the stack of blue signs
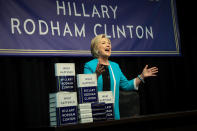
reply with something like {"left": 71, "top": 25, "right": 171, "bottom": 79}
{"left": 54, "top": 63, "right": 76, "bottom": 92}
{"left": 98, "top": 91, "right": 115, "bottom": 120}
{"left": 77, "top": 74, "right": 107, "bottom": 123}
{"left": 49, "top": 63, "right": 78, "bottom": 126}
{"left": 49, "top": 92, "right": 78, "bottom": 126}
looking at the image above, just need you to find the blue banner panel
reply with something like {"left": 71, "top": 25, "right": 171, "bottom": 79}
{"left": 0, "top": 0, "right": 180, "bottom": 56}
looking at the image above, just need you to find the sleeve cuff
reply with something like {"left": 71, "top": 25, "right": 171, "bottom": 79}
{"left": 134, "top": 78, "right": 139, "bottom": 90}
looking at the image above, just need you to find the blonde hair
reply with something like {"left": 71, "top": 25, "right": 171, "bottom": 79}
{"left": 90, "top": 34, "right": 109, "bottom": 58}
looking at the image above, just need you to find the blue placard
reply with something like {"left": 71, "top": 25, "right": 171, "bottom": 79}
{"left": 57, "top": 106, "right": 78, "bottom": 125}
{"left": 105, "top": 103, "right": 114, "bottom": 120}
{"left": 0, "top": 0, "right": 180, "bottom": 56}
{"left": 78, "top": 86, "right": 98, "bottom": 103}
{"left": 56, "top": 76, "right": 75, "bottom": 92}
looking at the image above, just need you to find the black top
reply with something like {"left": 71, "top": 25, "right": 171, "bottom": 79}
{"left": 102, "top": 65, "right": 111, "bottom": 91}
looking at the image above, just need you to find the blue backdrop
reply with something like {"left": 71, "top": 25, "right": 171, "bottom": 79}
{"left": 0, "top": 0, "right": 180, "bottom": 56}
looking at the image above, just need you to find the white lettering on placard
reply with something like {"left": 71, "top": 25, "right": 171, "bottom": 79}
{"left": 62, "top": 112, "right": 76, "bottom": 117}
{"left": 94, "top": 24, "right": 154, "bottom": 39}
{"left": 10, "top": 1, "right": 154, "bottom": 40}
{"left": 62, "top": 117, "right": 76, "bottom": 122}
{"left": 84, "top": 96, "right": 96, "bottom": 101}
{"left": 11, "top": 18, "right": 21, "bottom": 34}
{"left": 51, "top": 21, "right": 60, "bottom": 36}
{"left": 39, "top": 20, "right": 49, "bottom": 35}
{"left": 24, "top": 19, "right": 36, "bottom": 35}
{"left": 84, "top": 92, "right": 96, "bottom": 96}
{"left": 62, "top": 108, "right": 75, "bottom": 113}
{"left": 75, "top": 23, "right": 85, "bottom": 37}
{"left": 56, "top": 1, "right": 117, "bottom": 19}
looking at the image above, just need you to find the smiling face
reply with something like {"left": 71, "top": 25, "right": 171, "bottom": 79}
{"left": 97, "top": 37, "right": 111, "bottom": 58}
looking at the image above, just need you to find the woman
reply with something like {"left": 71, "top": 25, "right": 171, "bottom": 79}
{"left": 84, "top": 34, "right": 158, "bottom": 120}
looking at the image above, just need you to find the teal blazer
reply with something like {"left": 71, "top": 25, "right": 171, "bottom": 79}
{"left": 84, "top": 59, "right": 135, "bottom": 120}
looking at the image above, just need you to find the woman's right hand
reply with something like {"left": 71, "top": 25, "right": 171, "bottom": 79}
{"left": 95, "top": 62, "right": 105, "bottom": 78}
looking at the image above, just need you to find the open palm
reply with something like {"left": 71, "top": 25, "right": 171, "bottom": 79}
{"left": 142, "top": 65, "right": 158, "bottom": 78}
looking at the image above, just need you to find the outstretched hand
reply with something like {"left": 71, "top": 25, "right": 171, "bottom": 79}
{"left": 142, "top": 65, "right": 158, "bottom": 78}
